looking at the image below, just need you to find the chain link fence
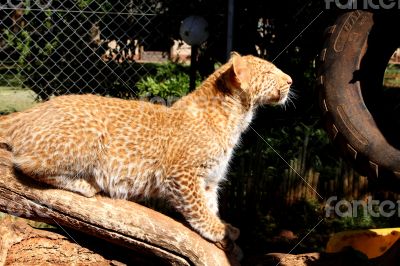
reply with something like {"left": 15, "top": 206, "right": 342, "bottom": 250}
{"left": 0, "top": 0, "right": 227, "bottom": 112}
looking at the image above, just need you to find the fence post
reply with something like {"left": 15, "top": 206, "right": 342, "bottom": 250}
{"left": 226, "top": 0, "right": 235, "bottom": 60}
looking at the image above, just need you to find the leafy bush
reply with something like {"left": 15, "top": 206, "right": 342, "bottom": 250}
{"left": 136, "top": 63, "right": 200, "bottom": 100}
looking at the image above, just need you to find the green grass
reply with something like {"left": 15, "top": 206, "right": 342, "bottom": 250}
{"left": 0, "top": 86, "right": 37, "bottom": 114}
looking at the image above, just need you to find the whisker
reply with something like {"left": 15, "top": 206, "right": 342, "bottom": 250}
{"left": 282, "top": 87, "right": 298, "bottom": 110}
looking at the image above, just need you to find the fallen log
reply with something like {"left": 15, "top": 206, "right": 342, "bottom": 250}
{"left": 0, "top": 149, "right": 238, "bottom": 265}
{"left": 0, "top": 217, "right": 123, "bottom": 265}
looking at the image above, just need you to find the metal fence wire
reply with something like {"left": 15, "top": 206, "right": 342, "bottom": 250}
{"left": 0, "top": 0, "right": 226, "bottom": 103}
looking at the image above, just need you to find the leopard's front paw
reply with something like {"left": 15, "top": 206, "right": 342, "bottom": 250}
{"left": 215, "top": 236, "right": 234, "bottom": 251}
{"left": 215, "top": 237, "right": 243, "bottom": 261}
{"left": 225, "top": 223, "right": 240, "bottom": 241}
{"left": 214, "top": 223, "right": 240, "bottom": 250}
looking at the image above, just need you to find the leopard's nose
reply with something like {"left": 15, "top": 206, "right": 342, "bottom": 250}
{"left": 287, "top": 76, "right": 293, "bottom": 85}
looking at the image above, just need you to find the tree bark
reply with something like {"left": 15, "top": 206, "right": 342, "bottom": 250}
{"left": 0, "top": 149, "right": 238, "bottom": 266}
{"left": 0, "top": 217, "right": 117, "bottom": 265}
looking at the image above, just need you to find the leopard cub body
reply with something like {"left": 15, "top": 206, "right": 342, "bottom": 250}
{"left": 0, "top": 53, "right": 292, "bottom": 243}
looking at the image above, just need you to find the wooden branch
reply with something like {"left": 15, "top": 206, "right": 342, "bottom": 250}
{"left": 0, "top": 150, "right": 238, "bottom": 265}
{"left": 0, "top": 217, "right": 120, "bottom": 265}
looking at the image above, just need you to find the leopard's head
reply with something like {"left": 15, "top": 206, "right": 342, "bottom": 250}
{"left": 227, "top": 52, "right": 293, "bottom": 107}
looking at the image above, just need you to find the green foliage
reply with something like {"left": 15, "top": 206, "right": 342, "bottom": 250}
{"left": 2, "top": 11, "right": 57, "bottom": 63}
{"left": 1, "top": 1, "right": 152, "bottom": 99}
{"left": 2, "top": 7, "right": 57, "bottom": 95}
{"left": 136, "top": 63, "right": 200, "bottom": 99}
{"left": 0, "top": 73, "right": 24, "bottom": 87}
{"left": 77, "top": 0, "right": 95, "bottom": 9}
{"left": 243, "top": 121, "right": 337, "bottom": 179}
{"left": 2, "top": 29, "right": 31, "bottom": 66}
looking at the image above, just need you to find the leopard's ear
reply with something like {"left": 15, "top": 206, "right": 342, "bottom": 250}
{"left": 230, "top": 53, "right": 250, "bottom": 88}
{"left": 230, "top": 51, "right": 241, "bottom": 58}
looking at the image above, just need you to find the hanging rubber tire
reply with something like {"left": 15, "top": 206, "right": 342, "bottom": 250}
{"left": 318, "top": 10, "right": 400, "bottom": 190}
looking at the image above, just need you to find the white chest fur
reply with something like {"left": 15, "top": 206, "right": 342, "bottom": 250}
{"left": 207, "top": 148, "right": 234, "bottom": 184}
{"left": 207, "top": 109, "right": 254, "bottom": 184}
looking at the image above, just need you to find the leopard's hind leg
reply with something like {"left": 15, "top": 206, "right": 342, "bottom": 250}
{"left": 13, "top": 155, "right": 101, "bottom": 197}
